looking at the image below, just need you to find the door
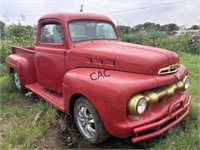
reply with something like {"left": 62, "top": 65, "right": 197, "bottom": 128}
{"left": 35, "top": 21, "right": 66, "bottom": 93}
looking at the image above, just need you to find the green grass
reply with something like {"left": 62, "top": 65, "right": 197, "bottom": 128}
{"left": 0, "top": 77, "right": 56, "bottom": 150}
{"left": 0, "top": 104, "right": 56, "bottom": 149}
{"left": 180, "top": 53, "right": 200, "bottom": 103}
{"left": 145, "top": 102, "right": 200, "bottom": 149}
{"left": 0, "top": 64, "right": 8, "bottom": 77}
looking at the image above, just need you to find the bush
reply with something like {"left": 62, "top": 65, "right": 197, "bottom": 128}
{"left": 188, "top": 39, "right": 200, "bottom": 54}
{"left": 6, "top": 25, "right": 35, "bottom": 47}
{"left": 0, "top": 24, "right": 35, "bottom": 64}
{"left": 0, "top": 41, "right": 10, "bottom": 63}
{"left": 121, "top": 33, "right": 145, "bottom": 44}
{"left": 0, "top": 63, "right": 8, "bottom": 77}
{"left": 156, "top": 34, "right": 190, "bottom": 54}
{"left": 122, "top": 33, "right": 200, "bottom": 55}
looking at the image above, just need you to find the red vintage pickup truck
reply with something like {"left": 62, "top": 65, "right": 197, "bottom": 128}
{"left": 6, "top": 12, "right": 192, "bottom": 144}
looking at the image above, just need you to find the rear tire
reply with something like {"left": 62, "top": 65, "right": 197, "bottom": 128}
{"left": 73, "top": 97, "right": 110, "bottom": 144}
{"left": 13, "top": 70, "right": 26, "bottom": 93}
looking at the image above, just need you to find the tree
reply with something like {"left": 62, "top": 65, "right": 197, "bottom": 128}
{"left": 0, "top": 21, "right": 6, "bottom": 39}
{"left": 167, "top": 23, "right": 179, "bottom": 32}
{"left": 160, "top": 25, "right": 169, "bottom": 32}
{"left": 117, "top": 25, "right": 131, "bottom": 36}
{"left": 190, "top": 25, "right": 199, "bottom": 30}
{"left": 133, "top": 22, "right": 161, "bottom": 33}
{"left": 143, "top": 22, "right": 156, "bottom": 32}
{"left": 155, "top": 24, "right": 161, "bottom": 31}
{"left": 134, "top": 24, "right": 144, "bottom": 33}
{"left": 160, "top": 23, "right": 179, "bottom": 33}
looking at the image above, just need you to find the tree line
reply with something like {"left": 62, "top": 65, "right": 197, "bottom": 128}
{"left": 117, "top": 22, "right": 199, "bottom": 35}
{"left": 0, "top": 20, "right": 199, "bottom": 39}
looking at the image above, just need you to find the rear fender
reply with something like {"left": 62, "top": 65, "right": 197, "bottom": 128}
{"left": 6, "top": 54, "right": 37, "bottom": 85}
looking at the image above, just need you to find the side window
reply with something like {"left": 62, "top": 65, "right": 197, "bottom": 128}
{"left": 40, "top": 23, "right": 64, "bottom": 44}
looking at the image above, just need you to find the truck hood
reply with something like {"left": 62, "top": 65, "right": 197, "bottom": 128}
{"left": 69, "top": 40, "right": 179, "bottom": 75}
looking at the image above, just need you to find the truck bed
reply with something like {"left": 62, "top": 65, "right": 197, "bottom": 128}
{"left": 11, "top": 46, "right": 35, "bottom": 54}
{"left": 8, "top": 46, "right": 65, "bottom": 112}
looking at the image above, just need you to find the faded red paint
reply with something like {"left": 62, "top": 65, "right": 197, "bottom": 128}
{"left": 6, "top": 12, "right": 192, "bottom": 143}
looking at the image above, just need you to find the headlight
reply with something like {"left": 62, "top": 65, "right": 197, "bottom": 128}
{"left": 127, "top": 95, "right": 147, "bottom": 116}
{"left": 182, "top": 76, "right": 190, "bottom": 90}
{"left": 137, "top": 98, "right": 147, "bottom": 114}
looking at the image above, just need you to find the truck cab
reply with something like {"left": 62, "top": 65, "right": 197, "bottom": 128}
{"left": 6, "top": 12, "right": 192, "bottom": 144}
{"left": 35, "top": 13, "right": 120, "bottom": 92}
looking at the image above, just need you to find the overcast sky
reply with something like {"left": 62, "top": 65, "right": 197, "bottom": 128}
{"left": 0, "top": 0, "right": 199, "bottom": 27}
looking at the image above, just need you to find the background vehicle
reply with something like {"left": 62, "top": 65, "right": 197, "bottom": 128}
{"left": 188, "top": 30, "right": 200, "bottom": 54}
{"left": 191, "top": 30, "right": 200, "bottom": 40}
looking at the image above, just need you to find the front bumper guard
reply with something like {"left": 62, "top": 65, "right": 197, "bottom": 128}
{"left": 131, "top": 95, "right": 192, "bottom": 143}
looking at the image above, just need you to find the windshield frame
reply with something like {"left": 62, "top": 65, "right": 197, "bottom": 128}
{"left": 68, "top": 20, "right": 119, "bottom": 43}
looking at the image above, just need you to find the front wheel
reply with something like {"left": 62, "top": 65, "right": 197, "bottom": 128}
{"left": 13, "top": 71, "right": 26, "bottom": 92}
{"left": 74, "top": 97, "right": 110, "bottom": 144}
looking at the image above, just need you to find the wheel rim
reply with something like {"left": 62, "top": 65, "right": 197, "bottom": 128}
{"left": 14, "top": 72, "right": 21, "bottom": 90}
{"left": 76, "top": 104, "right": 96, "bottom": 139}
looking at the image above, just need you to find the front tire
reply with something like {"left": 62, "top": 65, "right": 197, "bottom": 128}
{"left": 74, "top": 97, "right": 110, "bottom": 144}
{"left": 13, "top": 71, "right": 26, "bottom": 93}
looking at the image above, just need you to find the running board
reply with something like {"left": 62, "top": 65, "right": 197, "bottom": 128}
{"left": 25, "top": 83, "right": 65, "bottom": 112}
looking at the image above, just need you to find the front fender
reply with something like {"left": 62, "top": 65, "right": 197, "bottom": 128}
{"left": 62, "top": 68, "right": 158, "bottom": 136}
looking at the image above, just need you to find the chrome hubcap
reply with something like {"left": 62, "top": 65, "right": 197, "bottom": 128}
{"left": 76, "top": 105, "right": 95, "bottom": 139}
{"left": 14, "top": 72, "right": 21, "bottom": 90}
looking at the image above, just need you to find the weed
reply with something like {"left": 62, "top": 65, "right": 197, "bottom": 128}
{"left": 0, "top": 76, "right": 18, "bottom": 104}
{"left": 188, "top": 39, "right": 200, "bottom": 54}
{"left": 0, "top": 40, "right": 10, "bottom": 64}
{"left": 0, "top": 63, "right": 8, "bottom": 77}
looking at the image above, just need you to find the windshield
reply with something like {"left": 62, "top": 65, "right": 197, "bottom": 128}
{"left": 69, "top": 21, "right": 117, "bottom": 42}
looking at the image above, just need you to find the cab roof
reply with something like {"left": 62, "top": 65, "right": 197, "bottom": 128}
{"left": 39, "top": 12, "right": 113, "bottom": 23}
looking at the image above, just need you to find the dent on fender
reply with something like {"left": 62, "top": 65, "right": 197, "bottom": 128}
{"left": 90, "top": 69, "right": 111, "bottom": 81}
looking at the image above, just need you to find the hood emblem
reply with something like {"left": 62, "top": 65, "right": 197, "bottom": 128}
{"left": 158, "top": 64, "right": 180, "bottom": 75}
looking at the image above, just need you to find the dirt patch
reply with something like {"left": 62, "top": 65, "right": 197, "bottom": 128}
{"left": 35, "top": 114, "right": 145, "bottom": 149}
{"left": 35, "top": 123, "right": 67, "bottom": 150}
{"left": 35, "top": 114, "right": 96, "bottom": 149}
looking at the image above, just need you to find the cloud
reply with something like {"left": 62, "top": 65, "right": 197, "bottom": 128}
{"left": 1, "top": 0, "right": 199, "bottom": 27}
